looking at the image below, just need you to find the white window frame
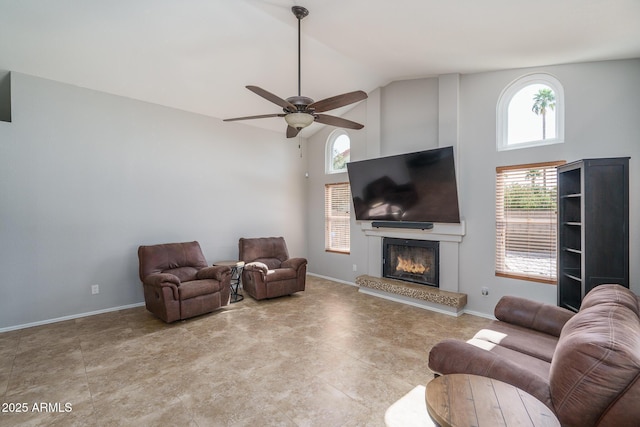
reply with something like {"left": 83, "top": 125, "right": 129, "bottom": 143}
{"left": 325, "top": 182, "right": 351, "bottom": 254}
{"left": 325, "top": 129, "right": 350, "bottom": 174}
{"left": 497, "top": 73, "right": 565, "bottom": 151}
{"left": 495, "top": 161, "right": 565, "bottom": 284}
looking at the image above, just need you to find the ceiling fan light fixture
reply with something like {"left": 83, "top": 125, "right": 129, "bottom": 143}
{"left": 224, "top": 6, "right": 367, "bottom": 138}
{"left": 285, "top": 112, "right": 314, "bottom": 129}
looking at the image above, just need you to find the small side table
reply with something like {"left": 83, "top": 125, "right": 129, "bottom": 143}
{"left": 425, "top": 374, "right": 559, "bottom": 427}
{"left": 213, "top": 260, "right": 245, "bottom": 303}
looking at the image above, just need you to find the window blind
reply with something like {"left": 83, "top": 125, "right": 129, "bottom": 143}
{"left": 495, "top": 161, "right": 564, "bottom": 283}
{"left": 325, "top": 183, "right": 351, "bottom": 254}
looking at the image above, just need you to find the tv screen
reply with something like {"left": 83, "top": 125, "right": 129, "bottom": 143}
{"left": 346, "top": 146, "right": 460, "bottom": 223}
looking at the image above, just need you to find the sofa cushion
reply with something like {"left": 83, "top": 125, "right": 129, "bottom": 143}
{"left": 239, "top": 237, "right": 289, "bottom": 264}
{"left": 494, "top": 295, "right": 575, "bottom": 337}
{"left": 178, "top": 279, "right": 222, "bottom": 300}
{"left": 138, "top": 241, "right": 208, "bottom": 280}
{"left": 255, "top": 257, "right": 283, "bottom": 270}
{"left": 165, "top": 266, "right": 199, "bottom": 282}
{"left": 266, "top": 268, "right": 298, "bottom": 281}
{"left": 550, "top": 285, "right": 640, "bottom": 427}
{"left": 472, "top": 320, "right": 559, "bottom": 363}
{"left": 467, "top": 338, "right": 551, "bottom": 380}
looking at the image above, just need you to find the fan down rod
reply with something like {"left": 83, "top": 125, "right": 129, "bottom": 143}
{"left": 292, "top": 6, "right": 309, "bottom": 97}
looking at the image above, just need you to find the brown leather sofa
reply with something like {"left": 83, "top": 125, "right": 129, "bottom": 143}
{"left": 428, "top": 284, "right": 640, "bottom": 427}
{"left": 138, "top": 241, "right": 231, "bottom": 323}
{"left": 238, "top": 237, "right": 307, "bottom": 300}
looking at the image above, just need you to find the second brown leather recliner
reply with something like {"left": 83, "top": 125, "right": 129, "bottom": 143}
{"left": 239, "top": 237, "right": 307, "bottom": 300}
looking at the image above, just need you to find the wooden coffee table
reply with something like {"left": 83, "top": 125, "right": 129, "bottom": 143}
{"left": 425, "top": 374, "right": 559, "bottom": 427}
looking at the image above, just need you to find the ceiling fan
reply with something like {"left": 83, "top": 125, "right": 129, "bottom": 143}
{"left": 224, "top": 6, "right": 368, "bottom": 138}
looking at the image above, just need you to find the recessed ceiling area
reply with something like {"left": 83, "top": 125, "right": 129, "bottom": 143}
{"left": 1, "top": 0, "right": 639, "bottom": 135}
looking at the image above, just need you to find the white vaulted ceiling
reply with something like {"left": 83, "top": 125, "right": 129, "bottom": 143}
{"left": 1, "top": 0, "right": 639, "bottom": 135}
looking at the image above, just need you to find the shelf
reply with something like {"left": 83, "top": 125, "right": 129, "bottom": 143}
{"left": 562, "top": 303, "right": 580, "bottom": 313}
{"left": 562, "top": 247, "right": 582, "bottom": 254}
{"left": 563, "top": 273, "right": 582, "bottom": 283}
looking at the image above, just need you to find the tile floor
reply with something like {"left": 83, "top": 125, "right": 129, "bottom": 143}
{"left": 0, "top": 276, "right": 491, "bottom": 426}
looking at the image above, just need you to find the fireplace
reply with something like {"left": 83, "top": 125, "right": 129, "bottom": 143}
{"left": 383, "top": 238, "right": 439, "bottom": 287}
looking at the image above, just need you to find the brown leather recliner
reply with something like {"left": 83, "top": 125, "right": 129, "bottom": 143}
{"left": 428, "top": 284, "right": 640, "bottom": 427}
{"left": 239, "top": 237, "right": 307, "bottom": 300}
{"left": 138, "top": 241, "right": 231, "bottom": 323}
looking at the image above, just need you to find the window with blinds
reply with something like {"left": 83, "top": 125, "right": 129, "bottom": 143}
{"left": 495, "top": 161, "right": 564, "bottom": 283}
{"left": 325, "top": 183, "right": 351, "bottom": 254}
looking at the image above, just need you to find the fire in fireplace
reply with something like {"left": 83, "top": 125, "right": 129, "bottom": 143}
{"left": 383, "top": 238, "right": 439, "bottom": 287}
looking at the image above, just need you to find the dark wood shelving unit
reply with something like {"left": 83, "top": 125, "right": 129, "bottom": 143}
{"left": 557, "top": 157, "right": 630, "bottom": 311}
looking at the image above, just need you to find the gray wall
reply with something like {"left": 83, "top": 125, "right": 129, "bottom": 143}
{"left": 307, "top": 59, "right": 640, "bottom": 316}
{"left": 458, "top": 59, "right": 640, "bottom": 314}
{"left": 2, "top": 59, "right": 638, "bottom": 329}
{"left": 306, "top": 79, "right": 441, "bottom": 284}
{"left": 305, "top": 96, "right": 370, "bottom": 283}
{"left": 381, "top": 78, "right": 439, "bottom": 155}
{"left": 0, "top": 72, "right": 308, "bottom": 330}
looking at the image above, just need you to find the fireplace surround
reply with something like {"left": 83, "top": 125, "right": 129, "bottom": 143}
{"left": 383, "top": 238, "right": 439, "bottom": 287}
{"left": 357, "top": 221, "right": 467, "bottom": 315}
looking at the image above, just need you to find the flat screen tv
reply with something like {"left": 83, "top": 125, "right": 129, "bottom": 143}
{"left": 346, "top": 146, "right": 460, "bottom": 224}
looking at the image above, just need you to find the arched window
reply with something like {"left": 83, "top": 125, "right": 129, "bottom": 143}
{"left": 326, "top": 130, "right": 351, "bottom": 174}
{"left": 497, "top": 73, "right": 564, "bottom": 151}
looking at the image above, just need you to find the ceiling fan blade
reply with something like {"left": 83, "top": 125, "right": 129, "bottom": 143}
{"left": 315, "top": 114, "right": 364, "bottom": 130}
{"left": 286, "top": 126, "right": 301, "bottom": 138}
{"left": 246, "top": 86, "right": 297, "bottom": 112}
{"left": 308, "top": 90, "right": 368, "bottom": 113}
{"left": 223, "top": 113, "right": 285, "bottom": 122}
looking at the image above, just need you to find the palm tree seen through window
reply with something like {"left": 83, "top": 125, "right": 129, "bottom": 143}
{"left": 507, "top": 84, "right": 557, "bottom": 144}
{"left": 532, "top": 88, "right": 556, "bottom": 140}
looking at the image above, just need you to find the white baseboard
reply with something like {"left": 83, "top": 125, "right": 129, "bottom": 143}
{"left": 462, "top": 309, "right": 496, "bottom": 320}
{"left": 0, "top": 302, "right": 146, "bottom": 333}
{"left": 307, "top": 272, "right": 357, "bottom": 287}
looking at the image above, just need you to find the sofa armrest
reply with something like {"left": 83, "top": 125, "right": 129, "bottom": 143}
{"left": 244, "top": 262, "right": 268, "bottom": 281}
{"left": 144, "top": 273, "right": 180, "bottom": 286}
{"left": 494, "top": 296, "right": 575, "bottom": 337}
{"left": 196, "top": 265, "right": 231, "bottom": 282}
{"left": 245, "top": 261, "right": 268, "bottom": 274}
{"left": 428, "top": 339, "right": 552, "bottom": 408}
{"left": 281, "top": 257, "right": 307, "bottom": 271}
{"left": 142, "top": 273, "right": 180, "bottom": 300}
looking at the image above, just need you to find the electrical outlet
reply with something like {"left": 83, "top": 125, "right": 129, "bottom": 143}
{"left": 481, "top": 287, "right": 489, "bottom": 296}
{"left": 352, "top": 264, "right": 357, "bottom": 272}
{"left": 91, "top": 284, "right": 99, "bottom": 295}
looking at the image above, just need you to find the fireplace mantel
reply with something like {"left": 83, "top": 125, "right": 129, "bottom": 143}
{"left": 360, "top": 220, "right": 465, "bottom": 242}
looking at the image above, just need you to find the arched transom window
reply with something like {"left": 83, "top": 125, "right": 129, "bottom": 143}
{"left": 326, "top": 130, "right": 351, "bottom": 174}
{"left": 497, "top": 73, "right": 564, "bottom": 151}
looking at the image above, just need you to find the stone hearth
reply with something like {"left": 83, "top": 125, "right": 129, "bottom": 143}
{"left": 356, "top": 274, "right": 467, "bottom": 316}
{"left": 357, "top": 221, "right": 467, "bottom": 315}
